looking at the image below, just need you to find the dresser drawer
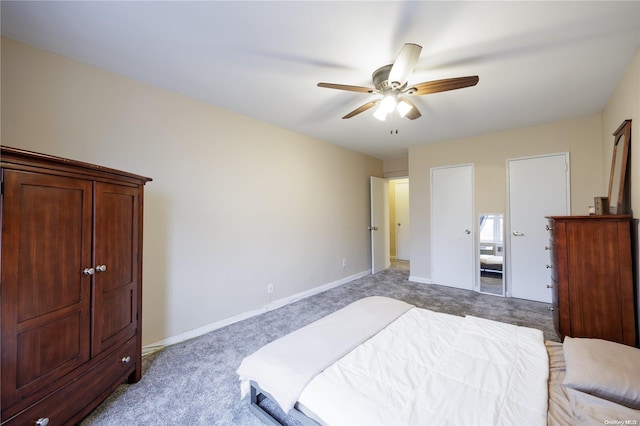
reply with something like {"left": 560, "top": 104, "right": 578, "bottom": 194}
{"left": 2, "top": 338, "right": 136, "bottom": 426}
{"left": 546, "top": 219, "right": 556, "bottom": 241}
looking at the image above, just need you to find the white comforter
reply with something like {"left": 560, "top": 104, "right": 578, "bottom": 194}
{"left": 237, "top": 296, "right": 413, "bottom": 412}
{"left": 298, "top": 308, "right": 549, "bottom": 426}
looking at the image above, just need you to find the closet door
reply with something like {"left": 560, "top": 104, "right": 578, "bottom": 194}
{"left": 431, "top": 164, "right": 474, "bottom": 290}
{"left": 1, "top": 170, "right": 92, "bottom": 408}
{"left": 508, "top": 153, "right": 569, "bottom": 302}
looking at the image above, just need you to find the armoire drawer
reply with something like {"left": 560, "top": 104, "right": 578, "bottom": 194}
{"left": 2, "top": 338, "right": 136, "bottom": 426}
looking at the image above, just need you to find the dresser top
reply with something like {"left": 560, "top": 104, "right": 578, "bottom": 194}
{"left": 546, "top": 214, "right": 632, "bottom": 220}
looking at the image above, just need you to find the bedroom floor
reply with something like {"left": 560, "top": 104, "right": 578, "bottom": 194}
{"left": 81, "top": 260, "right": 557, "bottom": 426}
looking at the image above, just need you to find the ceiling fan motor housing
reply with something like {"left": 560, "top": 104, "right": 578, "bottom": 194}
{"left": 372, "top": 64, "right": 407, "bottom": 92}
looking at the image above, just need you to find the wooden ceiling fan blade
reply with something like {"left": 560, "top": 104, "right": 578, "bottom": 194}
{"left": 388, "top": 43, "right": 422, "bottom": 88}
{"left": 342, "top": 100, "right": 379, "bottom": 119}
{"left": 410, "top": 75, "right": 479, "bottom": 95}
{"left": 398, "top": 97, "right": 422, "bottom": 120}
{"left": 317, "top": 82, "right": 374, "bottom": 93}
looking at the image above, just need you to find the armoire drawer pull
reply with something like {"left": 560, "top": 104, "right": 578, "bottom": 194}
{"left": 36, "top": 418, "right": 50, "bottom": 426}
{"left": 121, "top": 356, "right": 131, "bottom": 364}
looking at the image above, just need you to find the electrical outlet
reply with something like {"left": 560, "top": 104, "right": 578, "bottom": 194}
{"left": 342, "top": 258, "right": 347, "bottom": 267}
{"left": 267, "top": 284, "right": 274, "bottom": 294}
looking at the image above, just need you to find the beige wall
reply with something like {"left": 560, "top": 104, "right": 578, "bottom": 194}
{"left": 601, "top": 49, "right": 640, "bottom": 334}
{"left": 1, "top": 38, "right": 383, "bottom": 346}
{"left": 408, "top": 115, "right": 603, "bottom": 281}
{"left": 383, "top": 157, "right": 409, "bottom": 178}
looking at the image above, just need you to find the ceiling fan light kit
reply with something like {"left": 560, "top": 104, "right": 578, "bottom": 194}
{"left": 317, "top": 43, "right": 479, "bottom": 122}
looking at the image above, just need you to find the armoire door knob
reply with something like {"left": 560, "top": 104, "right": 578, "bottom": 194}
{"left": 83, "top": 267, "right": 95, "bottom": 276}
{"left": 96, "top": 264, "right": 107, "bottom": 272}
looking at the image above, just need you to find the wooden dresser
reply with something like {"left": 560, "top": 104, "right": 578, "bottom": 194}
{"left": 547, "top": 215, "right": 637, "bottom": 346}
{"left": 1, "top": 147, "right": 151, "bottom": 425}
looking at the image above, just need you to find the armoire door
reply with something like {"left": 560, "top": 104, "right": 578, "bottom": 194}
{"left": 431, "top": 164, "right": 474, "bottom": 290}
{"left": 92, "top": 182, "right": 140, "bottom": 356}
{"left": 1, "top": 170, "right": 92, "bottom": 407}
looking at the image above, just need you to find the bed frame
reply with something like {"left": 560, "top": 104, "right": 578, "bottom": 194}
{"left": 249, "top": 382, "right": 320, "bottom": 426}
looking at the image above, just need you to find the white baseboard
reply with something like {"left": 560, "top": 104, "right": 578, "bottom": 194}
{"left": 142, "top": 269, "right": 371, "bottom": 355}
{"left": 408, "top": 275, "right": 431, "bottom": 284}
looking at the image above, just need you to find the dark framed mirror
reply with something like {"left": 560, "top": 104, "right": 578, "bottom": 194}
{"left": 608, "top": 120, "right": 632, "bottom": 214}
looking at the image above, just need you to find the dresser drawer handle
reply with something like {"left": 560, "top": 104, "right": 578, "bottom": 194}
{"left": 36, "top": 418, "right": 50, "bottom": 426}
{"left": 546, "top": 225, "right": 554, "bottom": 231}
{"left": 121, "top": 356, "right": 131, "bottom": 364}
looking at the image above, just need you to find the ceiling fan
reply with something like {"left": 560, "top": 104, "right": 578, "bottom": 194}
{"left": 317, "top": 43, "right": 479, "bottom": 121}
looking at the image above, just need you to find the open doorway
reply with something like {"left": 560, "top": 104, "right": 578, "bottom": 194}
{"left": 389, "top": 178, "right": 409, "bottom": 263}
{"left": 370, "top": 177, "right": 410, "bottom": 273}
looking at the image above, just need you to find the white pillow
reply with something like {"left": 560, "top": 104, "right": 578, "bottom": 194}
{"left": 563, "top": 336, "right": 640, "bottom": 409}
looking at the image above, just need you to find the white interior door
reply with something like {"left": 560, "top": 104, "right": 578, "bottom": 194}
{"left": 431, "top": 165, "right": 474, "bottom": 290}
{"left": 395, "top": 181, "right": 410, "bottom": 261}
{"left": 370, "top": 177, "right": 390, "bottom": 273}
{"left": 508, "top": 153, "right": 569, "bottom": 302}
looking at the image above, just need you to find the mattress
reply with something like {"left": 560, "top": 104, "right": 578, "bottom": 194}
{"left": 296, "top": 306, "right": 549, "bottom": 425}
{"left": 239, "top": 298, "right": 640, "bottom": 426}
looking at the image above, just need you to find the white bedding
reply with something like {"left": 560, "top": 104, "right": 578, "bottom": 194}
{"left": 237, "top": 296, "right": 412, "bottom": 412}
{"left": 298, "top": 307, "right": 549, "bottom": 426}
{"left": 480, "top": 254, "right": 504, "bottom": 265}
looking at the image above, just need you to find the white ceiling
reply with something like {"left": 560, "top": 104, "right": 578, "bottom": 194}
{"left": 2, "top": 1, "right": 639, "bottom": 160}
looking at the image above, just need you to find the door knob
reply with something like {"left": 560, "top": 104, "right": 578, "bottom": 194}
{"left": 83, "top": 267, "right": 95, "bottom": 276}
{"left": 96, "top": 264, "right": 107, "bottom": 272}
{"left": 512, "top": 231, "right": 525, "bottom": 236}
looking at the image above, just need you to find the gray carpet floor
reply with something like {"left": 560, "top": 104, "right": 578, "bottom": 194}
{"left": 81, "top": 261, "right": 557, "bottom": 426}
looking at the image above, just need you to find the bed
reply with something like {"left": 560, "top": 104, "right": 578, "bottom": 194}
{"left": 237, "top": 297, "right": 640, "bottom": 426}
{"left": 480, "top": 254, "right": 503, "bottom": 274}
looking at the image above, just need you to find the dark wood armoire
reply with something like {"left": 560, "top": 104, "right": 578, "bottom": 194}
{"left": 547, "top": 215, "right": 637, "bottom": 347}
{"left": 1, "top": 147, "right": 151, "bottom": 425}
